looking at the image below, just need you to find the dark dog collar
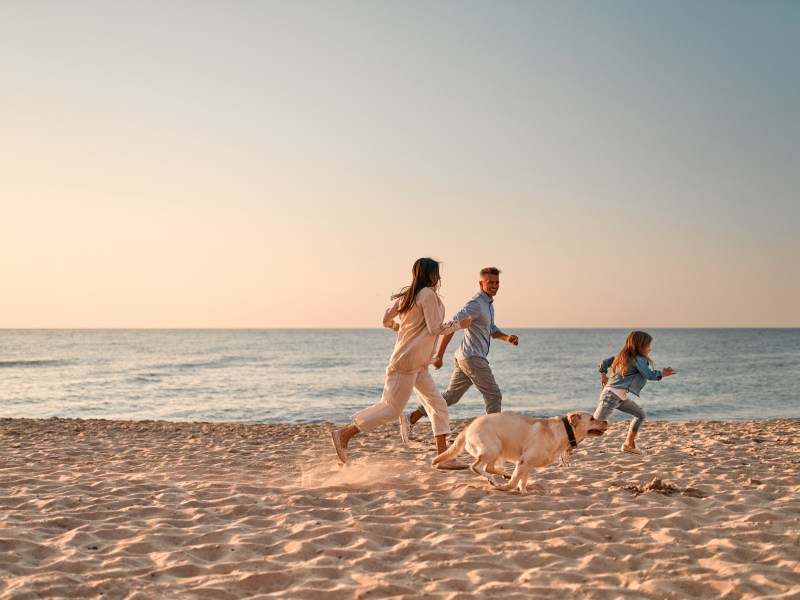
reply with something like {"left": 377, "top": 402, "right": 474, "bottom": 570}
{"left": 561, "top": 416, "right": 578, "bottom": 448}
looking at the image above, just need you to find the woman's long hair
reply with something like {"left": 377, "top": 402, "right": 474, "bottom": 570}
{"left": 610, "top": 330, "right": 654, "bottom": 376}
{"left": 391, "top": 257, "right": 441, "bottom": 313}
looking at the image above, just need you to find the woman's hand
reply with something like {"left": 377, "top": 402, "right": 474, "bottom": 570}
{"left": 662, "top": 366, "right": 675, "bottom": 377}
{"left": 459, "top": 316, "right": 473, "bottom": 330}
{"left": 600, "top": 373, "right": 608, "bottom": 386}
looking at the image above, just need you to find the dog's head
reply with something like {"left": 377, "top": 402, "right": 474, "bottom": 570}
{"left": 567, "top": 411, "right": 608, "bottom": 440}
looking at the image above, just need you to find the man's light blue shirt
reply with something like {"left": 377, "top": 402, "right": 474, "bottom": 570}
{"left": 452, "top": 291, "right": 500, "bottom": 361}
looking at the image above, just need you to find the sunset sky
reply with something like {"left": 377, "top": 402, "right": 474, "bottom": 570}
{"left": 2, "top": 1, "right": 798, "bottom": 328}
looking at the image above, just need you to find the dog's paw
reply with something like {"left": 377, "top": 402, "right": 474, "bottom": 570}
{"left": 488, "top": 474, "right": 507, "bottom": 487}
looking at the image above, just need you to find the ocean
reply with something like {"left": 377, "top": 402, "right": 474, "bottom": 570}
{"left": 2, "top": 329, "right": 798, "bottom": 424}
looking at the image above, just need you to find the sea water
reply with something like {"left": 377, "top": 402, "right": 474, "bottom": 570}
{"left": 1, "top": 329, "right": 798, "bottom": 423}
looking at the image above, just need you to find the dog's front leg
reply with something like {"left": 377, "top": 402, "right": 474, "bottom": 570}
{"left": 496, "top": 460, "right": 527, "bottom": 493}
{"left": 509, "top": 450, "right": 546, "bottom": 495}
{"left": 516, "top": 468, "right": 533, "bottom": 495}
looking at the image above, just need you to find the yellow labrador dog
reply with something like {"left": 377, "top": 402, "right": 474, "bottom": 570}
{"left": 432, "top": 411, "right": 608, "bottom": 494}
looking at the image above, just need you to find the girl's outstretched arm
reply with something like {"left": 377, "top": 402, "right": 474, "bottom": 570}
{"left": 634, "top": 355, "right": 666, "bottom": 380}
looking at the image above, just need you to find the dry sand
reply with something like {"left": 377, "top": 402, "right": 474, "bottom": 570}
{"left": 1, "top": 416, "right": 798, "bottom": 599}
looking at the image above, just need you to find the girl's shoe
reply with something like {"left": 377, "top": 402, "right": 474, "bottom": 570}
{"left": 621, "top": 444, "right": 645, "bottom": 455}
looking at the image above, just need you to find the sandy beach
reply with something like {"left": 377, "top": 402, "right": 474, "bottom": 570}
{"left": 1, "top": 417, "right": 798, "bottom": 599}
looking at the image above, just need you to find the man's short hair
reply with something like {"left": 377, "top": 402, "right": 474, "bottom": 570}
{"left": 480, "top": 267, "right": 501, "bottom": 277}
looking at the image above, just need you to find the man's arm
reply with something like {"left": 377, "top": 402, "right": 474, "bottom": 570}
{"left": 433, "top": 298, "right": 478, "bottom": 368}
{"left": 492, "top": 330, "right": 519, "bottom": 346}
{"left": 432, "top": 332, "right": 456, "bottom": 370}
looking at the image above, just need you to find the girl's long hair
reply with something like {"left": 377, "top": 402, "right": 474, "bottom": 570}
{"left": 610, "top": 330, "right": 654, "bottom": 376}
{"left": 392, "top": 257, "right": 441, "bottom": 313}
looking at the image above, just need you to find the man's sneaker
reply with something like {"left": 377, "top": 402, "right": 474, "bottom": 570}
{"left": 399, "top": 412, "right": 412, "bottom": 445}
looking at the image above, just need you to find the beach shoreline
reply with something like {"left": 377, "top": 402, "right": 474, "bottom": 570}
{"left": 1, "top": 417, "right": 798, "bottom": 599}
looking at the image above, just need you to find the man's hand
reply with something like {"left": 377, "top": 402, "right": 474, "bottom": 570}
{"left": 507, "top": 335, "right": 519, "bottom": 346}
{"left": 600, "top": 373, "right": 608, "bottom": 386}
{"left": 432, "top": 356, "right": 444, "bottom": 370}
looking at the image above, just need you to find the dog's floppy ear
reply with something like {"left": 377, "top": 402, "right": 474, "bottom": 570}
{"left": 568, "top": 412, "right": 581, "bottom": 428}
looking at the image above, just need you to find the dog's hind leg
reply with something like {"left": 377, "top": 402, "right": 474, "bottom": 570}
{"left": 469, "top": 456, "right": 505, "bottom": 486}
{"left": 485, "top": 458, "right": 512, "bottom": 479}
{"left": 469, "top": 456, "right": 493, "bottom": 478}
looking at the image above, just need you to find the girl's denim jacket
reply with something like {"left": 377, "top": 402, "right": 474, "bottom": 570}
{"left": 599, "top": 355, "right": 663, "bottom": 397}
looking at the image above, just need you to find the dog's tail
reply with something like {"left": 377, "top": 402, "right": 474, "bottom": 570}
{"left": 431, "top": 430, "right": 467, "bottom": 466}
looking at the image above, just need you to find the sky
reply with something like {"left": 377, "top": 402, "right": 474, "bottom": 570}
{"left": 1, "top": 1, "right": 798, "bottom": 328}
